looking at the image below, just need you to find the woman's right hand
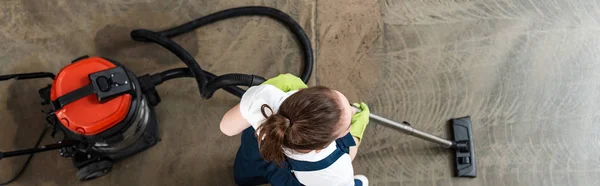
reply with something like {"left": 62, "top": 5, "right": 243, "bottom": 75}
{"left": 350, "top": 102, "right": 370, "bottom": 141}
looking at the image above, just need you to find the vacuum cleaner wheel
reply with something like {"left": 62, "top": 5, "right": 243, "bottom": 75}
{"left": 76, "top": 160, "right": 113, "bottom": 181}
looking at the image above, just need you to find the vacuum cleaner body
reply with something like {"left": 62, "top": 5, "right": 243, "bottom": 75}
{"left": 41, "top": 56, "right": 160, "bottom": 180}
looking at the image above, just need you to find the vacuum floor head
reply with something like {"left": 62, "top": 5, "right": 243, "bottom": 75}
{"left": 451, "top": 116, "right": 477, "bottom": 177}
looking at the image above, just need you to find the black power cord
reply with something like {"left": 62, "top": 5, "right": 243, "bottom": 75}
{"left": 0, "top": 126, "right": 49, "bottom": 185}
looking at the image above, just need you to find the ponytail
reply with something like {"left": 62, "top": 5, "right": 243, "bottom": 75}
{"left": 256, "top": 104, "right": 291, "bottom": 167}
{"left": 255, "top": 86, "right": 343, "bottom": 167}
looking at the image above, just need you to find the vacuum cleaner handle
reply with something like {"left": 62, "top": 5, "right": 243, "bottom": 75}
{"left": 0, "top": 140, "right": 79, "bottom": 160}
{"left": 0, "top": 72, "right": 55, "bottom": 81}
{"left": 352, "top": 105, "right": 455, "bottom": 148}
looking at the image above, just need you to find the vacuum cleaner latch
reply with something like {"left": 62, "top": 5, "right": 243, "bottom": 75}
{"left": 89, "top": 67, "right": 133, "bottom": 102}
{"left": 52, "top": 67, "right": 133, "bottom": 110}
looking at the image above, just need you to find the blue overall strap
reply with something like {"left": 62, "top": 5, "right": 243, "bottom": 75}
{"left": 287, "top": 133, "right": 356, "bottom": 172}
{"left": 336, "top": 132, "right": 357, "bottom": 153}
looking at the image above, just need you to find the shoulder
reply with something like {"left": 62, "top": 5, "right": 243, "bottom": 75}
{"left": 292, "top": 153, "right": 355, "bottom": 186}
{"left": 241, "top": 84, "right": 285, "bottom": 104}
{"left": 239, "top": 84, "right": 296, "bottom": 129}
{"left": 243, "top": 84, "right": 283, "bottom": 97}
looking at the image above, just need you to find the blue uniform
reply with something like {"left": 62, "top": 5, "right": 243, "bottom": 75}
{"left": 234, "top": 127, "right": 363, "bottom": 186}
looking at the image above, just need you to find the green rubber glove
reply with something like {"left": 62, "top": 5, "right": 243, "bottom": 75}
{"left": 350, "top": 102, "right": 370, "bottom": 142}
{"left": 262, "top": 73, "right": 307, "bottom": 92}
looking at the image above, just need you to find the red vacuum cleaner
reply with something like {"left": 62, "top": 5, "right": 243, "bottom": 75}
{"left": 0, "top": 6, "right": 476, "bottom": 184}
{"left": 0, "top": 6, "right": 313, "bottom": 183}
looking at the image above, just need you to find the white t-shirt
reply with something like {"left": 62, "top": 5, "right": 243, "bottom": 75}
{"left": 239, "top": 84, "right": 355, "bottom": 186}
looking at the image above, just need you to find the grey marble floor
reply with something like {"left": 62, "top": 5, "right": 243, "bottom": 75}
{"left": 1, "top": 0, "right": 598, "bottom": 185}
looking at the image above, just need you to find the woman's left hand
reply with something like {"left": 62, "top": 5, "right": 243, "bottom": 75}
{"left": 262, "top": 73, "right": 307, "bottom": 92}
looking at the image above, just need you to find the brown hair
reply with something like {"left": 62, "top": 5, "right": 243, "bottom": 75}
{"left": 256, "top": 86, "right": 342, "bottom": 167}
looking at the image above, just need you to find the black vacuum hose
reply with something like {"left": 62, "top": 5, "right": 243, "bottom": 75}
{"left": 158, "top": 68, "right": 247, "bottom": 97}
{"left": 131, "top": 6, "right": 313, "bottom": 99}
{"left": 202, "top": 74, "right": 266, "bottom": 98}
{"left": 154, "top": 6, "right": 313, "bottom": 83}
{"left": 158, "top": 68, "right": 192, "bottom": 82}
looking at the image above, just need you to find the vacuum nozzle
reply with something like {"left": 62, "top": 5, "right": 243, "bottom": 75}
{"left": 451, "top": 116, "right": 477, "bottom": 177}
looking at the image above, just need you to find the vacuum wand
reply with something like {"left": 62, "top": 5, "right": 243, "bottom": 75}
{"left": 353, "top": 106, "right": 454, "bottom": 148}
{"left": 367, "top": 113, "right": 454, "bottom": 148}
